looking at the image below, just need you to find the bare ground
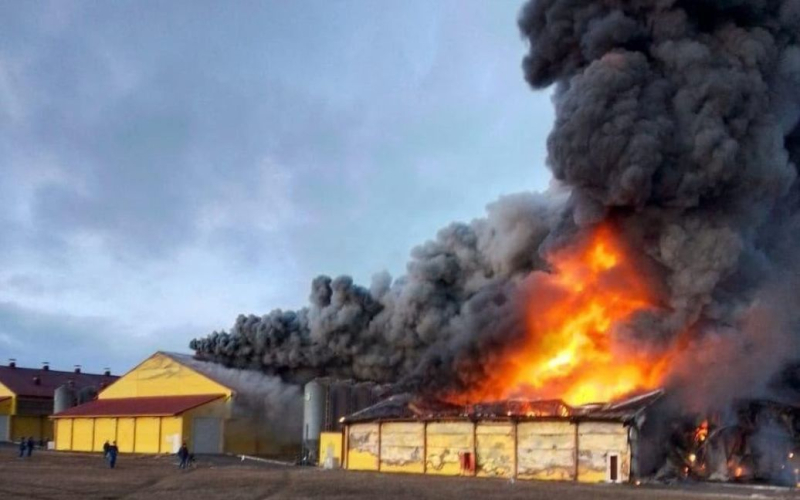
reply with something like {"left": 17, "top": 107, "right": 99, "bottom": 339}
{"left": 1, "top": 449, "right": 799, "bottom": 500}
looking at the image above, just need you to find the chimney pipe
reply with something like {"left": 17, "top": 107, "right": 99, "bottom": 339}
{"left": 74, "top": 365, "right": 81, "bottom": 374}
{"left": 103, "top": 367, "right": 111, "bottom": 377}
{"left": 8, "top": 358, "right": 16, "bottom": 368}
{"left": 42, "top": 361, "right": 50, "bottom": 371}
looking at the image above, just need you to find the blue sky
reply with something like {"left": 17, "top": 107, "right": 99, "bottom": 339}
{"left": 0, "top": 0, "right": 553, "bottom": 374}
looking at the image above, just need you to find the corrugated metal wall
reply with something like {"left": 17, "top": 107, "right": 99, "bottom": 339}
{"left": 379, "top": 423, "right": 424, "bottom": 473}
{"left": 54, "top": 415, "right": 186, "bottom": 454}
{"left": 345, "top": 420, "right": 631, "bottom": 484}
{"left": 476, "top": 422, "right": 515, "bottom": 478}
{"left": 347, "top": 423, "right": 380, "bottom": 470}
{"left": 425, "top": 422, "right": 474, "bottom": 476}
{"left": 577, "top": 422, "right": 630, "bottom": 483}
{"left": 517, "top": 421, "right": 575, "bottom": 481}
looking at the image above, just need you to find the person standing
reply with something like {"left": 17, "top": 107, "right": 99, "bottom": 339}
{"left": 103, "top": 440, "right": 110, "bottom": 459}
{"left": 177, "top": 442, "right": 189, "bottom": 469}
{"left": 26, "top": 436, "right": 34, "bottom": 457}
{"left": 18, "top": 436, "right": 26, "bottom": 458}
{"left": 107, "top": 441, "right": 118, "bottom": 469}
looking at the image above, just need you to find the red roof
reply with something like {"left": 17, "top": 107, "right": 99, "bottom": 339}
{"left": 0, "top": 366, "right": 118, "bottom": 398}
{"left": 52, "top": 394, "right": 225, "bottom": 418}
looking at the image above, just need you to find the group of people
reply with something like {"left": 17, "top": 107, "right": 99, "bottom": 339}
{"left": 16, "top": 435, "right": 192, "bottom": 470}
{"left": 100, "top": 440, "right": 192, "bottom": 469}
{"left": 17, "top": 436, "right": 35, "bottom": 458}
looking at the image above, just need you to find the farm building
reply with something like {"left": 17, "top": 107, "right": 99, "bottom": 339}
{"left": 320, "top": 390, "right": 663, "bottom": 483}
{"left": 52, "top": 352, "right": 302, "bottom": 456}
{"left": 0, "top": 360, "right": 116, "bottom": 443}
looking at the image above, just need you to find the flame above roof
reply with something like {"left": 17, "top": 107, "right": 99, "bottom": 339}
{"left": 343, "top": 389, "right": 664, "bottom": 424}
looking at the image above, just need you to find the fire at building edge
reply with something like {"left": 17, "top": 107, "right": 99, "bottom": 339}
{"left": 190, "top": 0, "right": 800, "bottom": 485}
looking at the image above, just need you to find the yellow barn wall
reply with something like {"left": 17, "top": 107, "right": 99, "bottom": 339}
{"left": 10, "top": 416, "right": 50, "bottom": 441}
{"left": 55, "top": 419, "right": 73, "bottom": 450}
{"left": 0, "top": 382, "right": 14, "bottom": 414}
{"left": 476, "top": 422, "right": 515, "bottom": 478}
{"left": 72, "top": 418, "right": 95, "bottom": 452}
{"left": 380, "top": 422, "right": 424, "bottom": 474}
{"left": 160, "top": 417, "right": 183, "bottom": 454}
{"left": 425, "top": 421, "right": 474, "bottom": 476}
{"left": 517, "top": 421, "right": 576, "bottom": 481}
{"left": 134, "top": 417, "right": 161, "bottom": 453}
{"left": 577, "top": 422, "right": 630, "bottom": 483}
{"left": 100, "top": 353, "right": 231, "bottom": 399}
{"left": 117, "top": 418, "right": 136, "bottom": 453}
{"left": 319, "top": 431, "right": 343, "bottom": 467}
{"left": 347, "top": 423, "right": 380, "bottom": 471}
{"left": 93, "top": 418, "right": 117, "bottom": 452}
{"left": 0, "top": 395, "right": 13, "bottom": 415}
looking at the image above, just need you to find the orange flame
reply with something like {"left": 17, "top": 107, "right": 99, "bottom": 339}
{"left": 453, "top": 224, "right": 677, "bottom": 406}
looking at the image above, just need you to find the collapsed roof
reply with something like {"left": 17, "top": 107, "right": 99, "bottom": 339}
{"left": 343, "top": 389, "right": 664, "bottom": 425}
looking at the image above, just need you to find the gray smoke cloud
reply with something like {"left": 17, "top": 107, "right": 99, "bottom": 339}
{"left": 192, "top": 0, "right": 800, "bottom": 406}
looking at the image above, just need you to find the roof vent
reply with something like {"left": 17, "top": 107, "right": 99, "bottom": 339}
{"left": 32, "top": 376, "right": 41, "bottom": 386}
{"left": 103, "top": 368, "right": 111, "bottom": 377}
{"left": 8, "top": 358, "right": 16, "bottom": 368}
{"left": 74, "top": 365, "right": 81, "bottom": 374}
{"left": 42, "top": 362, "right": 50, "bottom": 371}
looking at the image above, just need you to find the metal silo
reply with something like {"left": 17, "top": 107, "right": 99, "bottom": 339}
{"left": 53, "top": 384, "right": 77, "bottom": 414}
{"left": 303, "top": 379, "right": 326, "bottom": 463}
{"left": 77, "top": 386, "right": 98, "bottom": 405}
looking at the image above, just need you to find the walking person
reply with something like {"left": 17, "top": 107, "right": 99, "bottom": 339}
{"left": 26, "top": 436, "right": 34, "bottom": 457}
{"left": 18, "top": 436, "right": 26, "bottom": 458}
{"left": 107, "top": 441, "right": 118, "bottom": 469}
{"left": 103, "top": 440, "right": 110, "bottom": 459}
{"left": 177, "top": 442, "right": 189, "bottom": 469}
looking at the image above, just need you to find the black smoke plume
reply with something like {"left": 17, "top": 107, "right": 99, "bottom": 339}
{"left": 192, "top": 0, "right": 800, "bottom": 408}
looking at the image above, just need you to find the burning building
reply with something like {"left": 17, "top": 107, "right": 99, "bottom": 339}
{"left": 326, "top": 390, "right": 663, "bottom": 482}
{"left": 190, "top": 0, "right": 800, "bottom": 486}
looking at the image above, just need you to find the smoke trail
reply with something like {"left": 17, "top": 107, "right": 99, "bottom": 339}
{"left": 192, "top": 0, "right": 800, "bottom": 406}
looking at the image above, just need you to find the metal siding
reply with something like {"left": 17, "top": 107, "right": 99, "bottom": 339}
{"left": 425, "top": 422, "right": 474, "bottom": 476}
{"left": 379, "top": 422, "right": 424, "bottom": 473}
{"left": 100, "top": 353, "right": 231, "bottom": 399}
{"left": 517, "top": 421, "right": 576, "bottom": 481}
{"left": 319, "top": 431, "right": 343, "bottom": 468}
{"left": 117, "top": 418, "right": 135, "bottom": 453}
{"left": 160, "top": 417, "right": 183, "bottom": 453}
{"left": 72, "top": 418, "right": 95, "bottom": 452}
{"left": 577, "top": 422, "right": 630, "bottom": 483}
{"left": 55, "top": 419, "right": 73, "bottom": 450}
{"left": 93, "top": 418, "right": 117, "bottom": 452}
{"left": 476, "top": 422, "right": 515, "bottom": 478}
{"left": 192, "top": 417, "right": 222, "bottom": 454}
{"left": 134, "top": 417, "right": 161, "bottom": 453}
{"left": 347, "top": 423, "right": 379, "bottom": 471}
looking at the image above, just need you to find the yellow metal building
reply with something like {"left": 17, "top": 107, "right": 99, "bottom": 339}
{"left": 0, "top": 361, "right": 116, "bottom": 442}
{"left": 328, "top": 392, "right": 662, "bottom": 484}
{"left": 53, "top": 352, "right": 301, "bottom": 456}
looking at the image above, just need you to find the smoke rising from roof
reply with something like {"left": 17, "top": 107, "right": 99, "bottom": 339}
{"left": 191, "top": 0, "right": 800, "bottom": 408}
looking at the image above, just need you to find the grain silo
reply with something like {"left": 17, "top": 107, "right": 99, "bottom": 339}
{"left": 302, "top": 378, "right": 382, "bottom": 464}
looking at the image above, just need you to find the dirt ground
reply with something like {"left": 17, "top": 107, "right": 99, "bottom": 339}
{"left": 1, "top": 449, "right": 800, "bottom": 500}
